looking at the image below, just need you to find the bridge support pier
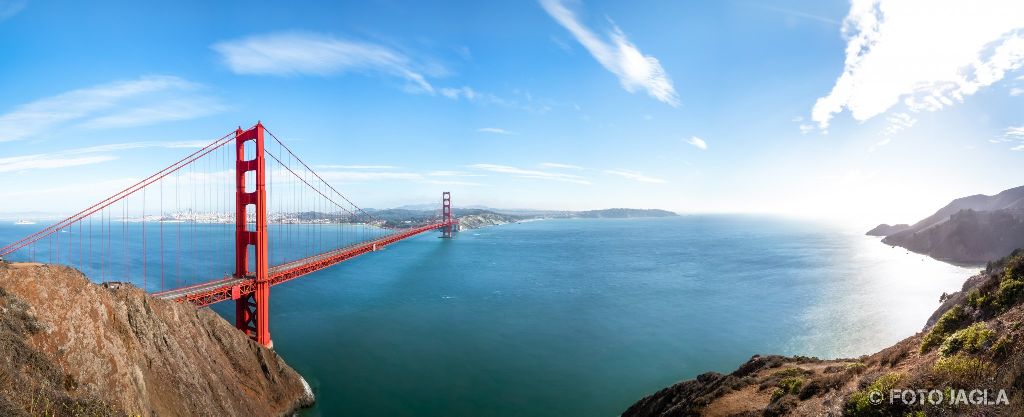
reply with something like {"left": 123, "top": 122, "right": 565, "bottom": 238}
{"left": 234, "top": 122, "right": 272, "bottom": 347}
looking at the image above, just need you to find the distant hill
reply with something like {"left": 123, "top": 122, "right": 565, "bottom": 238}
{"left": 573, "top": 208, "right": 677, "bottom": 218}
{"left": 868, "top": 185, "right": 1024, "bottom": 264}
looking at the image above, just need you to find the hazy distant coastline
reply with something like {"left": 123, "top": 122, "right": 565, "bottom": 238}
{"left": 866, "top": 185, "right": 1024, "bottom": 265}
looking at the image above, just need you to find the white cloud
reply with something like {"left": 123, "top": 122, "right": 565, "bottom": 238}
{"left": 0, "top": 154, "right": 116, "bottom": 173}
{"left": 0, "top": 0, "right": 26, "bottom": 20}
{"left": 1003, "top": 126, "right": 1024, "bottom": 150}
{"left": 539, "top": 0, "right": 679, "bottom": 106}
{"left": 212, "top": 32, "right": 436, "bottom": 93}
{"left": 0, "top": 140, "right": 210, "bottom": 174}
{"left": 1011, "top": 87, "right": 1024, "bottom": 96}
{"left": 477, "top": 127, "right": 514, "bottom": 135}
{"left": 427, "top": 170, "right": 481, "bottom": 177}
{"left": 315, "top": 164, "right": 398, "bottom": 170}
{"left": 308, "top": 168, "right": 483, "bottom": 186}
{"left": 753, "top": 4, "right": 840, "bottom": 25}
{"left": 468, "top": 163, "right": 591, "bottom": 185}
{"left": 318, "top": 171, "right": 424, "bottom": 182}
{"left": 603, "top": 169, "right": 667, "bottom": 184}
{"left": 0, "top": 76, "right": 223, "bottom": 142}
{"left": 539, "top": 162, "right": 583, "bottom": 170}
{"left": 867, "top": 137, "right": 892, "bottom": 152}
{"left": 812, "top": 0, "right": 1024, "bottom": 129}
{"left": 685, "top": 136, "right": 708, "bottom": 150}
{"left": 80, "top": 97, "right": 227, "bottom": 129}
{"left": 440, "top": 86, "right": 480, "bottom": 100}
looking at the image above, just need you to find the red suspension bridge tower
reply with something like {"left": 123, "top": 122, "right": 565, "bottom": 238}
{"left": 234, "top": 123, "right": 272, "bottom": 346}
{"left": 442, "top": 191, "right": 453, "bottom": 239}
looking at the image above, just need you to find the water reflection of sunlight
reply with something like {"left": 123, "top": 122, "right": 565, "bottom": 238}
{"left": 790, "top": 233, "right": 979, "bottom": 358}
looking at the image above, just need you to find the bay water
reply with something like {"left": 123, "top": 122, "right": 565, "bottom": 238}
{"left": 0, "top": 216, "right": 977, "bottom": 416}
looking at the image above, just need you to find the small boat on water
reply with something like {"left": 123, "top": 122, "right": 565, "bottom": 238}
{"left": 14, "top": 220, "right": 35, "bottom": 225}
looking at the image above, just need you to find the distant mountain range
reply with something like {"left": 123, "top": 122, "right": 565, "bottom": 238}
{"left": 868, "top": 185, "right": 1024, "bottom": 264}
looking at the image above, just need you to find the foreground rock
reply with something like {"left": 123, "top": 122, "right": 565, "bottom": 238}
{"left": 868, "top": 185, "right": 1024, "bottom": 264}
{"left": 624, "top": 250, "right": 1024, "bottom": 416}
{"left": 0, "top": 262, "right": 314, "bottom": 416}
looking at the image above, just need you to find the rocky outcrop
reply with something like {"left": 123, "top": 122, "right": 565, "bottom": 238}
{"left": 865, "top": 223, "right": 910, "bottom": 236}
{"left": 0, "top": 262, "right": 314, "bottom": 416}
{"left": 456, "top": 212, "right": 520, "bottom": 230}
{"left": 624, "top": 250, "right": 1024, "bottom": 417}
{"left": 869, "top": 185, "right": 1024, "bottom": 264}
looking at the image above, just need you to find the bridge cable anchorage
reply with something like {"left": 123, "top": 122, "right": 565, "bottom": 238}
{"left": 0, "top": 122, "right": 454, "bottom": 348}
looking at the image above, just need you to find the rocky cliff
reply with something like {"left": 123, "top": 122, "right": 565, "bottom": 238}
{"left": 0, "top": 262, "right": 313, "bottom": 416}
{"left": 865, "top": 223, "right": 910, "bottom": 237}
{"left": 624, "top": 250, "right": 1024, "bottom": 417}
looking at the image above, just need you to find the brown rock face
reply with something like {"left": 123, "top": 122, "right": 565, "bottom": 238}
{"left": 0, "top": 262, "right": 313, "bottom": 416}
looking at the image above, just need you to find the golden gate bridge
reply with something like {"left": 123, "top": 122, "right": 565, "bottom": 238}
{"left": 0, "top": 122, "right": 457, "bottom": 347}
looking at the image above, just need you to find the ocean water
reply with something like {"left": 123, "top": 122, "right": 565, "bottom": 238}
{"left": 0, "top": 216, "right": 977, "bottom": 416}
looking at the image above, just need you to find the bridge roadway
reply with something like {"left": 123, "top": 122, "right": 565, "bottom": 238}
{"left": 154, "top": 220, "right": 454, "bottom": 307}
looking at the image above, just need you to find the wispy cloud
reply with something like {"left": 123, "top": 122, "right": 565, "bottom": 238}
{"left": 0, "top": 75, "right": 224, "bottom": 142}
{"left": 685, "top": 136, "right": 708, "bottom": 150}
{"left": 477, "top": 127, "right": 514, "bottom": 135}
{"left": 0, "top": 140, "right": 210, "bottom": 174}
{"left": 439, "top": 86, "right": 480, "bottom": 100}
{"left": 812, "top": 0, "right": 1024, "bottom": 129}
{"left": 81, "top": 97, "right": 227, "bottom": 129}
{"left": 468, "top": 163, "right": 591, "bottom": 185}
{"left": 603, "top": 169, "right": 667, "bottom": 184}
{"left": 0, "top": 0, "right": 26, "bottom": 20}
{"left": 315, "top": 164, "right": 399, "bottom": 170}
{"left": 868, "top": 112, "right": 918, "bottom": 152}
{"left": 539, "top": 0, "right": 679, "bottom": 106}
{"left": 212, "top": 31, "right": 437, "bottom": 93}
{"left": 0, "top": 154, "right": 116, "bottom": 174}
{"left": 749, "top": 3, "right": 840, "bottom": 25}
{"left": 1003, "top": 126, "right": 1024, "bottom": 151}
{"left": 315, "top": 168, "right": 483, "bottom": 186}
{"left": 427, "top": 170, "right": 482, "bottom": 177}
{"left": 539, "top": 162, "right": 583, "bottom": 170}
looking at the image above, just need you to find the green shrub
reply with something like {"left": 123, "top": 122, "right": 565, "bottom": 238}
{"left": 992, "top": 335, "right": 1014, "bottom": 358}
{"left": 845, "top": 362, "right": 867, "bottom": 374}
{"left": 771, "top": 367, "right": 804, "bottom": 379}
{"left": 966, "top": 289, "right": 988, "bottom": 309}
{"left": 845, "top": 372, "right": 904, "bottom": 417}
{"left": 769, "top": 374, "right": 804, "bottom": 402}
{"left": 995, "top": 278, "right": 1024, "bottom": 310}
{"left": 939, "top": 322, "right": 994, "bottom": 357}
{"left": 921, "top": 305, "right": 966, "bottom": 353}
{"left": 932, "top": 355, "right": 992, "bottom": 387}
{"left": 1004, "top": 253, "right": 1024, "bottom": 281}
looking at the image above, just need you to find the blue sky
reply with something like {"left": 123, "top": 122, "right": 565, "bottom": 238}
{"left": 1, "top": 0, "right": 1022, "bottom": 226}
